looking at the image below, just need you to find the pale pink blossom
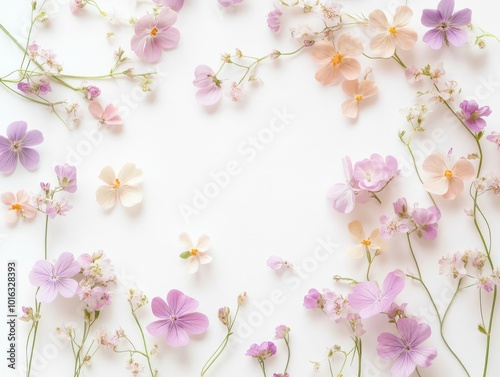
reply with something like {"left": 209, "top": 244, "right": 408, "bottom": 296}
{"left": 193, "top": 65, "right": 222, "bottom": 106}
{"left": 341, "top": 79, "right": 378, "bottom": 118}
{"left": 1, "top": 190, "right": 37, "bottom": 223}
{"left": 88, "top": 102, "right": 122, "bottom": 127}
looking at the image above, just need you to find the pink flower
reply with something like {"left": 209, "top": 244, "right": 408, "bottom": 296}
{"left": 267, "top": 256, "right": 293, "bottom": 271}
{"left": 0, "top": 121, "right": 43, "bottom": 174}
{"left": 303, "top": 288, "right": 328, "bottom": 310}
{"left": 131, "top": 8, "right": 180, "bottom": 63}
{"left": 458, "top": 100, "right": 492, "bottom": 133}
{"left": 377, "top": 318, "right": 437, "bottom": 377}
{"left": 347, "top": 270, "right": 405, "bottom": 318}
{"left": 353, "top": 154, "right": 399, "bottom": 191}
{"left": 486, "top": 131, "right": 500, "bottom": 150}
{"left": 17, "top": 81, "right": 52, "bottom": 95}
{"left": 267, "top": 7, "right": 282, "bottom": 32}
{"left": 46, "top": 198, "right": 73, "bottom": 219}
{"left": 84, "top": 85, "right": 101, "bottom": 100}
{"left": 28, "top": 252, "right": 81, "bottom": 303}
{"left": 218, "top": 0, "right": 244, "bottom": 7}
{"left": 274, "top": 325, "right": 290, "bottom": 340}
{"left": 153, "top": 0, "right": 185, "bottom": 12}
{"left": 55, "top": 164, "right": 77, "bottom": 193}
{"left": 193, "top": 65, "right": 222, "bottom": 106}
{"left": 341, "top": 79, "right": 378, "bottom": 118}
{"left": 421, "top": 0, "right": 471, "bottom": 50}
{"left": 411, "top": 206, "right": 441, "bottom": 240}
{"left": 88, "top": 102, "right": 123, "bottom": 127}
{"left": 178, "top": 233, "right": 212, "bottom": 273}
{"left": 246, "top": 341, "right": 277, "bottom": 360}
{"left": 404, "top": 66, "right": 422, "bottom": 83}
{"left": 422, "top": 153, "right": 475, "bottom": 200}
{"left": 1, "top": 190, "right": 37, "bottom": 223}
{"left": 96, "top": 163, "right": 143, "bottom": 209}
{"left": 146, "top": 289, "right": 209, "bottom": 347}
{"left": 379, "top": 215, "right": 410, "bottom": 239}
{"left": 312, "top": 34, "right": 364, "bottom": 85}
{"left": 368, "top": 6, "right": 418, "bottom": 58}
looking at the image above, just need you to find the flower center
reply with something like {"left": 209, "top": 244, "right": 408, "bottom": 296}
{"left": 439, "top": 21, "right": 449, "bottom": 30}
{"left": 331, "top": 53, "right": 343, "bottom": 66}
{"left": 150, "top": 27, "right": 159, "bottom": 36}
{"left": 13, "top": 142, "right": 20, "bottom": 151}
{"left": 388, "top": 27, "right": 397, "bottom": 34}
{"left": 171, "top": 316, "right": 178, "bottom": 321}
{"left": 444, "top": 169, "right": 453, "bottom": 178}
{"left": 470, "top": 111, "right": 480, "bottom": 121}
{"left": 361, "top": 239, "right": 371, "bottom": 246}
{"left": 355, "top": 95, "right": 363, "bottom": 102}
{"left": 11, "top": 203, "right": 22, "bottom": 210}
{"left": 190, "top": 248, "right": 199, "bottom": 256}
{"left": 112, "top": 178, "right": 121, "bottom": 189}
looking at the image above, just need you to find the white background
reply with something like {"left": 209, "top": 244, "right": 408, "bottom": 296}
{"left": 2, "top": 0, "right": 500, "bottom": 376}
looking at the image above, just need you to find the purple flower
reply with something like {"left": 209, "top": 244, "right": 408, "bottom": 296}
{"left": 411, "top": 206, "right": 441, "bottom": 240}
{"left": 154, "top": 0, "right": 184, "bottom": 12}
{"left": 486, "top": 131, "right": 500, "bottom": 150}
{"left": 146, "top": 289, "right": 209, "bottom": 347}
{"left": 55, "top": 164, "right": 78, "bottom": 193}
{"left": 218, "top": 0, "right": 243, "bottom": 7}
{"left": 458, "top": 100, "right": 492, "bottom": 133}
{"left": 28, "top": 252, "right": 81, "bottom": 303}
{"left": 353, "top": 154, "right": 399, "bottom": 191}
{"left": 17, "top": 82, "right": 31, "bottom": 93}
{"left": 267, "top": 7, "right": 283, "bottom": 33}
{"left": 0, "top": 121, "right": 44, "bottom": 174}
{"left": 303, "top": 288, "right": 326, "bottom": 309}
{"left": 377, "top": 318, "right": 437, "bottom": 377}
{"left": 421, "top": 0, "right": 471, "bottom": 49}
{"left": 348, "top": 270, "right": 405, "bottom": 318}
{"left": 193, "top": 65, "right": 222, "bottom": 106}
{"left": 85, "top": 85, "right": 101, "bottom": 100}
{"left": 46, "top": 198, "right": 73, "bottom": 219}
{"left": 267, "top": 256, "right": 293, "bottom": 271}
{"left": 379, "top": 215, "right": 410, "bottom": 239}
{"left": 274, "top": 325, "right": 290, "bottom": 340}
{"left": 246, "top": 341, "right": 277, "bottom": 360}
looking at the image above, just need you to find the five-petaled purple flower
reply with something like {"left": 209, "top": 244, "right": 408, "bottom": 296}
{"left": 377, "top": 318, "right": 437, "bottom": 377}
{"left": 0, "top": 121, "right": 44, "bottom": 174}
{"left": 421, "top": 0, "right": 471, "bottom": 49}
{"left": 246, "top": 341, "right": 277, "bottom": 360}
{"left": 146, "top": 289, "right": 209, "bottom": 347}
{"left": 458, "top": 99, "right": 492, "bottom": 133}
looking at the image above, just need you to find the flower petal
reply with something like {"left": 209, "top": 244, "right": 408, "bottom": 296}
{"left": 397, "top": 318, "right": 431, "bottom": 346}
{"left": 28, "top": 260, "right": 52, "bottom": 286}
{"left": 311, "top": 41, "right": 335, "bottom": 64}
{"left": 452, "top": 159, "right": 475, "bottom": 180}
{"left": 198, "top": 253, "right": 212, "bottom": 265}
{"left": 155, "top": 27, "right": 180, "bottom": 49}
{"left": 409, "top": 346, "right": 438, "bottom": 368}
{"left": 422, "top": 154, "right": 447, "bottom": 175}
{"left": 151, "top": 297, "right": 172, "bottom": 318}
{"left": 339, "top": 58, "right": 361, "bottom": 80}
{"left": 348, "top": 220, "right": 365, "bottom": 242}
{"left": 326, "top": 183, "right": 355, "bottom": 213}
{"left": 443, "top": 177, "right": 463, "bottom": 200}
{"left": 391, "top": 351, "right": 417, "bottom": 377}
{"left": 177, "top": 312, "right": 209, "bottom": 334}
{"left": 18, "top": 147, "right": 40, "bottom": 170}
{"left": 393, "top": 28, "right": 418, "bottom": 50}
{"left": 195, "top": 85, "right": 222, "bottom": 106}
{"left": 381, "top": 270, "right": 405, "bottom": 301}
{"left": 337, "top": 34, "right": 364, "bottom": 56}
{"left": 437, "top": 0, "right": 454, "bottom": 20}
{"left": 156, "top": 7, "right": 178, "bottom": 30}
{"left": 445, "top": 27, "right": 469, "bottom": 47}
{"left": 315, "top": 64, "right": 339, "bottom": 85}
{"left": 196, "top": 235, "right": 210, "bottom": 252}
{"left": 167, "top": 289, "right": 199, "bottom": 316}
{"left": 0, "top": 150, "right": 18, "bottom": 174}
{"left": 449, "top": 8, "right": 471, "bottom": 27}
{"left": 37, "top": 281, "right": 59, "bottom": 303}
{"left": 0, "top": 136, "right": 10, "bottom": 154}
{"left": 187, "top": 257, "right": 200, "bottom": 273}
{"left": 421, "top": 9, "right": 441, "bottom": 27}
{"left": 147, "top": 319, "right": 170, "bottom": 337}
{"left": 98, "top": 166, "right": 117, "bottom": 186}
{"left": 88, "top": 102, "right": 104, "bottom": 119}
{"left": 422, "top": 29, "right": 444, "bottom": 50}
{"left": 370, "top": 34, "right": 395, "bottom": 58}
{"left": 54, "top": 252, "right": 81, "bottom": 278}
{"left": 368, "top": 9, "right": 390, "bottom": 31}
{"left": 377, "top": 332, "right": 405, "bottom": 359}
{"left": 22, "top": 130, "right": 44, "bottom": 147}
{"left": 1, "top": 191, "right": 15, "bottom": 205}
{"left": 6, "top": 121, "right": 27, "bottom": 142}
{"left": 118, "top": 186, "right": 143, "bottom": 207}
{"left": 423, "top": 176, "right": 449, "bottom": 195}
{"left": 165, "top": 323, "right": 190, "bottom": 347}
{"left": 57, "top": 278, "right": 78, "bottom": 298}
{"left": 96, "top": 186, "right": 116, "bottom": 209}
{"left": 179, "top": 232, "right": 194, "bottom": 249}
{"left": 118, "top": 163, "right": 143, "bottom": 185}
{"left": 393, "top": 6, "right": 413, "bottom": 28}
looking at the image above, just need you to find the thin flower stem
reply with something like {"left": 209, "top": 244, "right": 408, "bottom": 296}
{"left": 259, "top": 359, "right": 267, "bottom": 377}
{"left": 26, "top": 299, "right": 41, "bottom": 377}
{"left": 327, "top": 358, "right": 334, "bottom": 377}
{"left": 58, "top": 71, "right": 156, "bottom": 80}
{"left": 479, "top": 290, "right": 487, "bottom": 330}
{"left": 406, "top": 234, "right": 470, "bottom": 377}
{"left": 415, "top": 367, "right": 423, "bottom": 377}
{"left": 283, "top": 336, "right": 291, "bottom": 374}
{"left": 483, "top": 287, "right": 497, "bottom": 377}
{"left": 130, "top": 304, "right": 155, "bottom": 377}
{"left": 356, "top": 338, "right": 362, "bottom": 377}
{"left": 44, "top": 215, "right": 49, "bottom": 260}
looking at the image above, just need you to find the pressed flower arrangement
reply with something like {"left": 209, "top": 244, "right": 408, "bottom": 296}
{"left": 2, "top": 0, "right": 500, "bottom": 377}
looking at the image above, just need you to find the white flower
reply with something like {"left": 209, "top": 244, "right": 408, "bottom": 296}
{"left": 96, "top": 163, "right": 143, "bottom": 209}
{"left": 179, "top": 233, "right": 212, "bottom": 274}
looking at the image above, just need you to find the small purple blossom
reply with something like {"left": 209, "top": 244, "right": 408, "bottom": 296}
{"left": 267, "top": 7, "right": 283, "bottom": 33}
{"left": 303, "top": 288, "right": 327, "bottom": 310}
{"left": 421, "top": 0, "right": 471, "bottom": 49}
{"left": 193, "top": 65, "right": 222, "bottom": 106}
{"left": 267, "top": 256, "right": 293, "bottom": 271}
{"left": 458, "top": 100, "right": 492, "bottom": 133}
{"left": 380, "top": 215, "right": 410, "bottom": 239}
{"left": 55, "top": 164, "right": 78, "bottom": 193}
{"left": 85, "top": 85, "right": 101, "bottom": 100}
{"left": 274, "top": 325, "right": 290, "bottom": 340}
{"left": 486, "top": 131, "right": 500, "bottom": 150}
{"left": 0, "top": 121, "right": 44, "bottom": 174}
{"left": 153, "top": 0, "right": 184, "bottom": 12}
{"left": 246, "top": 341, "right": 277, "bottom": 360}
{"left": 17, "top": 82, "right": 31, "bottom": 93}
{"left": 411, "top": 206, "right": 441, "bottom": 240}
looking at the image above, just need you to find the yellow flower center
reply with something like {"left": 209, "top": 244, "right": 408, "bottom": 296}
{"left": 11, "top": 203, "right": 22, "bottom": 210}
{"left": 361, "top": 239, "right": 371, "bottom": 246}
{"left": 190, "top": 248, "right": 199, "bottom": 256}
{"left": 389, "top": 27, "right": 397, "bottom": 34}
{"left": 444, "top": 169, "right": 453, "bottom": 178}
{"left": 355, "top": 95, "right": 363, "bottom": 102}
{"left": 150, "top": 27, "right": 159, "bottom": 36}
{"left": 331, "top": 53, "right": 343, "bottom": 66}
{"left": 112, "top": 178, "right": 121, "bottom": 189}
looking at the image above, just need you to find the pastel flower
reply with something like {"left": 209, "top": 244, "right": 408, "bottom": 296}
{"left": 146, "top": 289, "right": 209, "bottom": 347}
{"left": 421, "top": 0, "right": 472, "bottom": 49}
{"left": 411, "top": 206, "right": 441, "bottom": 240}
{"left": 246, "top": 341, "right": 277, "bottom": 360}
{"left": 153, "top": 0, "right": 184, "bottom": 12}
{"left": 55, "top": 164, "right": 77, "bottom": 193}
{"left": 218, "top": 0, "right": 244, "bottom": 7}
{"left": 379, "top": 215, "right": 410, "bottom": 239}
{"left": 96, "top": 163, "right": 143, "bottom": 209}
{"left": 193, "top": 65, "right": 222, "bottom": 106}
{"left": 267, "top": 7, "right": 283, "bottom": 32}
{"left": 377, "top": 318, "right": 437, "bottom": 377}
{"left": 457, "top": 100, "right": 492, "bottom": 133}
{"left": 131, "top": 8, "right": 180, "bottom": 63}
{"left": 422, "top": 153, "right": 475, "bottom": 200}
{"left": 267, "top": 256, "right": 293, "bottom": 271}
{"left": 347, "top": 270, "right": 405, "bottom": 318}
{"left": 84, "top": 85, "right": 101, "bottom": 100}
{"left": 404, "top": 65, "right": 422, "bottom": 83}
{"left": 17, "top": 81, "right": 52, "bottom": 95}
{"left": 486, "top": 131, "right": 500, "bottom": 150}
{"left": 312, "top": 34, "right": 364, "bottom": 85}
{"left": 274, "top": 325, "right": 290, "bottom": 340}
{"left": 46, "top": 198, "right": 73, "bottom": 219}
{"left": 28, "top": 252, "right": 81, "bottom": 303}
{"left": 303, "top": 288, "right": 333, "bottom": 310}
{"left": 368, "top": 6, "right": 418, "bottom": 58}
{"left": 1, "top": 190, "right": 37, "bottom": 223}
{"left": 352, "top": 154, "right": 399, "bottom": 191}
{"left": 88, "top": 102, "right": 123, "bottom": 127}
{"left": 348, "top": 220, "right": 385, "bottom": 258}
{"left": 341, "top": 79, "right": 378, "bottom": 118}
{"left": 0, "top": 121, "right": 43, "bottom": 174}
{"left": 178, "top": 233, "right": 212, "bottom": 273}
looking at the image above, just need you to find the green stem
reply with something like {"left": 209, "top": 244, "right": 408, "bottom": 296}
{"left": 283, "top": 336, "right": 291, "bottom": 374}
{"left": 26, "top": 299, "right": 41, "bottom": 377}
{"left": 356, "top": 338, "right": 362, "bottom": 377}
{"left": 130, "top": 304, "right": 155, "bottom": 377}
{"left": 483, "top": 287, "right": 497, "bottom": 377}
{"left": 327, "top": 358, "right": 334, "bottom": 377}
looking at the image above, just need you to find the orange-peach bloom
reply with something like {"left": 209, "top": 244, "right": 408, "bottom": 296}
{"left": 368, "top": 6, "right": 417, "bottom": 58}
{"left": 422, "top": 153, "right": 475, "bottom": 200}
{"left": 341, "top": 79, "right": 378, "bottom": 118}
{"left": 312, "top": 34, "right": 364, "bottom": 85}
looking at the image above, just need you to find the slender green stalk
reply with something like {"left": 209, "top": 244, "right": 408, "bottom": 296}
{"left": 356, "top": 338, "right": 362, "bottom": 377}
{"left": 129, "top": 302, "right": 155, "bottom": 377}
{"left": 283, "top": 336, "right": 291, "bottom": 375}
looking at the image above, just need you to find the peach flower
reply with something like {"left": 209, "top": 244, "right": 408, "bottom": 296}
{"left": 341, "top": 79, "right": 378, "bottom": 118}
